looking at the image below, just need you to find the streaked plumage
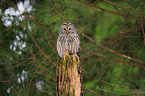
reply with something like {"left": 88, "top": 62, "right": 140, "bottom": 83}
{"left": 57, "top": 23, "right": 80, "bottom": 58}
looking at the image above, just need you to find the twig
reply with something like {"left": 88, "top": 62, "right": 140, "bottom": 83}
{"left": 48, "top": 0, "right": 68, "bottom": 22}
{"left": 104, "top": 0, "right": 145, "bottom": 17}
{"left": 83, "top": 48, "right": 145, "bottom": 67}
{"left": 140, "top": 4, "right": 145, "bottom": 45}
{"left": 77, "top": 0, "right": 141, "bottom": 20}
{"left": 84, "top": 86, "right": 100, "bottom": 96}
{"left": 23, "top": 12, "right": 56, "bottom": 37}
{"left": 80, "top": 32, "right": 145, "bottom": 64}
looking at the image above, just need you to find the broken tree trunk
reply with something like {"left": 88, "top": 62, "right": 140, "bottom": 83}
{"left": 57, "top": 53, "right": 83, "bottom": 96}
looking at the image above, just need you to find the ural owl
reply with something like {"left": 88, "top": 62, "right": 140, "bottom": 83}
{"left": 57, "top": 23, "right": 80, "bottom": 58}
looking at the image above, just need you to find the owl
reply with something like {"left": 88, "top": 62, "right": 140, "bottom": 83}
{"left": 57, "top": 23, "right": 80, "bottom": 58}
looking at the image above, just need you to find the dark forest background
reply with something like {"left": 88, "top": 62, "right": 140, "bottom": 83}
{"left": 0, "top": 0, "right": 145, "bottom": 95}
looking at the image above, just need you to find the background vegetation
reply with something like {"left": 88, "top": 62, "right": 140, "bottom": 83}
{"left": 0, "top": 0, "right": 145, "bottom": 95}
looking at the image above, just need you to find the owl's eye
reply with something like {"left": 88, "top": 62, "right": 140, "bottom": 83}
{"left": 64, "top": 28, "right": 66, "bottom": 30}
{"left": 69, "top": 28, "right": 71, "bottom": 30}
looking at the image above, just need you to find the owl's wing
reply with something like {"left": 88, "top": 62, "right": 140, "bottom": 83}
{"left": 76, "top": 34, "right": 80, "bottom": 57}
{"left": 76, "top": 34, "right": 80, "bottom": 48}
{"left": 57, "top": 36, "right": 63, "bottom": 57}
{"left": 72, "top": 34, "right": 80, "bottom": 54}
{"left": 75, "top": 34, "right": 80, "bottom": 50}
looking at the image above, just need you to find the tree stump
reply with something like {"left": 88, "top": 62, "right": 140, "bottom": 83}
{"left": 57, "top": 53, "right": 83, "bottom": 96}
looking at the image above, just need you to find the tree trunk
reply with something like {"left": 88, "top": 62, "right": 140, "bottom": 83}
{"left": 57, "top": 54, "right": 83, "bottom": 96}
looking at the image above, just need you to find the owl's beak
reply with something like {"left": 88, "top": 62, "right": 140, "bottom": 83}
{"left": 67, "top": 30, "right": 69, "bottom": 34}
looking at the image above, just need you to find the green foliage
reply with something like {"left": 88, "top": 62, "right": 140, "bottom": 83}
{"left": 0, "top": 0, "right": 145, "bottom": 95}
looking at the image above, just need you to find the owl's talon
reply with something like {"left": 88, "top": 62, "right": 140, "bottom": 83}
{"left": 72, "top": 55, "right": 75, "bottom": 61}
{"left": 66, "top": 50, "right": 69, "bottom": 53}
{"left": 63, "top": 50, "right": 69, "bottom": 61}
{"left": 72, "top": 54, "right": 80, "bottom": 63}
{"left": 64, "top": 56, "right": 65, "bottom": 61}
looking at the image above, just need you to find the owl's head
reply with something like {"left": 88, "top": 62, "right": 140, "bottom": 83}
{"left": 59, "top": 23, "right": 77, "bottom": 35}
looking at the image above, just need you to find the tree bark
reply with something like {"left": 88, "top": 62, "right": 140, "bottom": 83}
{"left": 57, "top": 54, "right": 83, "bottom": 96}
